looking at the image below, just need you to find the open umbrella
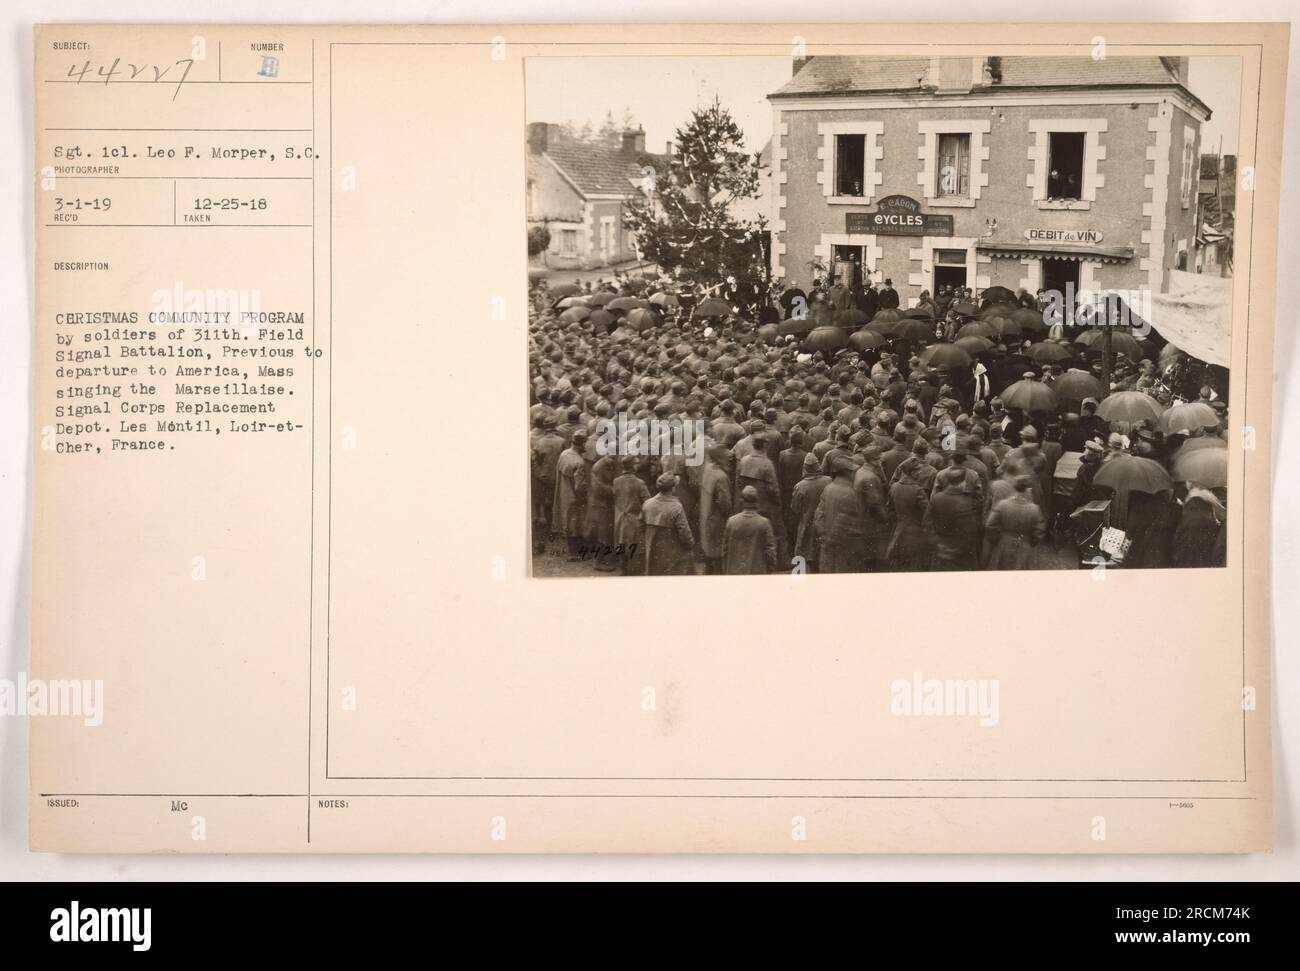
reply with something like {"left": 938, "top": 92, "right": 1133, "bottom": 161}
{"left": 835, "top": 308, "right": 871, "bottom": 327}
{"left": 549, "top": 282, "right": 582, "bottom": 299}
{"left": 1052, "top": 371, "right": 1105, "bottom": 409}
{"left": 865, "top": 318, "right": 898, "bottom": 335}
{"left": 999, "top": 378, "right": 1058, "bottom": 413}
{"left": 984, "top": 313, "right": 1020, "bottom": 338}
{"left": 1171, "top": 447, "right": 1228, "bottom": 488}
{"left": 756, "top": 323, "right": 779, "bottom": 344}
{"left": 695, "top": 297, "right": 734, "bottom": 317}
{"left": 904, "top": 306, "right": 935, "bottom": 320}
{"left": 588, "top": 292, "right": 616, "bottom": 307}
{"left": 956, "top": 321, "right": 997, "bottom": 340}
{"left": 648, "top": 291, "right": 679, "bottom": 309}
{"left": 1172, "top": 435, "right": 1228, "bottom": 458}
{"left": 1073, "top": 329, "right": 1144, "bottom": 360}
{"left": 1026, "top": 341, "right": 1073, "bottom": 364}
{"left": 1093, "top": 453, "right": 1174, "bottom": 495}
{"left": 1011, "top": 307, "right": 1049, "bottom": 333}
{"left": 1096, "top": 391, "right": 1164, "bottom": 424}
{"left": 605, "top": 296, "right": 639, "bottom": 312}
{"left": 950, "top": 300, "right": 978, "bottom": 317}
{"left": 955, "top": 335, "right": 995, "bottom": 355}
{"left": 894, "top": 319, "right": 935, "bottom": 342}
{"left": 556, "top": 295, "right": 589, "bottom": 309}
{"left": 559, "top": 306, "right": 591, "bottom": 323}
{"left": 624, "top": 307, "right": 658, "bottom": 331}
{"left": 803, "top": 326, "right": 849, "bottom": 353}
{"left": 920, "top": 342, "right": 973, "bottom": 369}
{"left": 871, "top": 308, "right": 904, "bottom": 324}
{"left": 849, "top": 328, "right": 885, "bottom": 352}
{"left": 777, "top": 316, "right": 818, "bottom": 337}
{"left": 1162, "top": 401, "right": 1219, "bottom": 435}
{"left": 980, "top": 301, "right": 1018, "bottom": 319}
{"left": 588, "top": 309, "right": 615, "bottom": 330}
{"left": 981, "top": 286, "right": 1017, "bottom": 306}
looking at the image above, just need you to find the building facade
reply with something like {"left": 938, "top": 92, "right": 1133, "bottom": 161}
{"left": 526, "top": 123, "right": 656, "bottom": 269}
{"left": 767, "top": 56, "right": 1209, "bottom": 307}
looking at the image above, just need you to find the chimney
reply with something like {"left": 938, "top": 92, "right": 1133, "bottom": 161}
{"left": 621, "top": 127, "right": 646, "bottom": 156}
{"left": 527, "top": 122, "right": 559, "bottom": 155}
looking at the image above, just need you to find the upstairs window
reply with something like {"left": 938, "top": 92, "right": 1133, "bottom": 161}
{"left": 936, "top": 132, "right": 971, "bottom": 197}
{"left": 834, "top": 134, "right": 866, "bottom": 197}
{"left": 1047, "top": 132, "right": 1086, "bottom": 200}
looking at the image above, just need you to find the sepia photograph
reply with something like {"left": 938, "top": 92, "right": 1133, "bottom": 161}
{"left": 527, "top": 52, "right": 1240, "bottom": 576}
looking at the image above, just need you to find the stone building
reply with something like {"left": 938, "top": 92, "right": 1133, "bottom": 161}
{"left": 767, "top": 56, "right": 1209, "bottom": 306}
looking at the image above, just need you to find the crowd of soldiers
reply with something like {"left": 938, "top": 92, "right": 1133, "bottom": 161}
{"left": 529, "top": 276, "right": 1229, "bottom": 576}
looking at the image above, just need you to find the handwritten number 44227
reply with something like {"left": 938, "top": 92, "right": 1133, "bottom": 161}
{"left": 65, "top": 58, "right": 196, "bottom": 101}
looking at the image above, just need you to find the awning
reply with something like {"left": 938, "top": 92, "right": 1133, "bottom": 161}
{"left": 1146, "top": 269, "right": 1232, "bottom": 368}
{"left": 977, "top": 241, "right": 1135, "bottom": 263}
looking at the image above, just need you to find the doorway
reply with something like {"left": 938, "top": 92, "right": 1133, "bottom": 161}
{"left": 933, "top": 248, "right": 968, "bottom": 294}
{"left": 1041, "top": 257, "right": 1080, "bottom": 300}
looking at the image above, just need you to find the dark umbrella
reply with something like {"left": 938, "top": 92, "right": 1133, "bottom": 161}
{"left": 955, "top": 335, "right": 995, "bottom": 355}
{"left": 894, "top": 319, "right": 936, "bottom": 342}
{"left": 696, "top": 297, "right": 734, "bottom": 317}
{"left": 980, "top": 300, "right": 1019, "bottom": 319}
{"left": 1011, "top": 307, "right": 1049, "bottom": 333}
{"left": 777, "top": 316, "right": 818, "bottom": 337}
{"left": 1052, "top": 371, "right": 1105, "bottom": 409}
{"left": 588, "top": 292, "right": 617, "bottom": 307}
{"left": 606, "top": 296, "right": 639, "bottom": 312}
{"left": 956, "top": 321, "right": 997, "bottom": 340}
{"left": 624, "top": 308, "right": 657, "bottom": 331}
{"left": 1000, "top": 378, "right": 1058, "bottom": 412}
{"left": 981, "top": 286, "right": 1017, "bottom": 306}
{"left": 835, "top": 308, "right": 871, "bottom": 327}
{"left": 871, "top": 308, "right": 904, "bottom": 324}
{"left": 1074, "top": 329, "right": 1144, "bottom": 360}
{"left": 803, "top": 326, "right": 849, "bottom": 353}
{"left": 1093, "top": 453, "right": 1174, "bottom": 495}
{"left": 849, "top": 328, "right": 885, "bottom": 352}
{"left": 950, "top": 300, "right": 978, "bottom": 317}
{"left": 1096, "top": 391, "right": 1164, "bottom": 424}
{"left": 1026, "top": 341, "right": 1073, "bottom": 364}
{"left": 920, "top": 342, "right": 973, "bottom": 368}
{"left": 756, "top": 323, "right": 779, "bottom": 344}
{"left": 588, "top": 309, "right": 615, "bottom": 330}
{"left": 904, "top": 306, "right": 935, "bottom": 320}
{"left": 647, "top": 291, "right": 679, "bottom": 309}
{"left": 559, "top": 306, "right": 591, "bottom": 323}
{"left": 984, "top": 313, "right": 1020, "bottom": 339}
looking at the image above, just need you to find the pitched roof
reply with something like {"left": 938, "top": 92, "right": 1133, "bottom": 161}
{"left": 543, "top": 140, "right": 647, "bottom": 197}
{"left": 770, "top": 56, "right": 1207, "bottom": 111}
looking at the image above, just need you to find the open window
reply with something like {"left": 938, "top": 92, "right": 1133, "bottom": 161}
{"left": 834, "top": 134, "right": 866, "bottom": 197}
{"left": 832, "top": 244, "right": 862, "bottom": 287}
{"left": 936, "top": 132, "right": 971, "bottom": 198}
{"left": 1047, "top": 132, "right": 1086, "bottom": 200}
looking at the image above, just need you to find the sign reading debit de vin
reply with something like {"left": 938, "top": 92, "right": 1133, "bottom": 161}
{"left": 846, "top": 195, "right": 954, "bottom": 237}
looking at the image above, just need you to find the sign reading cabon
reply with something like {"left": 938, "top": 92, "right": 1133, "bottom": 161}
{"left": 846, "top": 195, "right": 954, "bottom": 237}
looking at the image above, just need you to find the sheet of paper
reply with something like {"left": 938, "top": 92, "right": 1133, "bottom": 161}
{"left": 29, "top": 22, "right": 1284, "bottom": 852}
